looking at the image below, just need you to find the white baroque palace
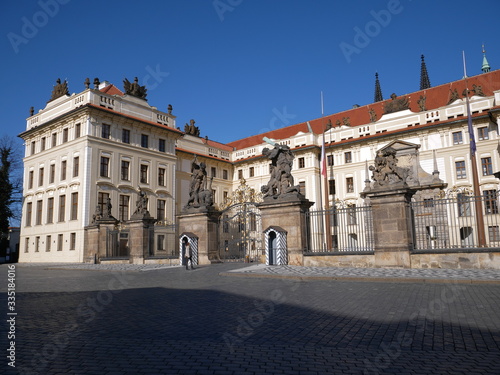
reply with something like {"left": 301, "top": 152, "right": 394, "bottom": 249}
{"left": 19, "top": 66, "right": 500, "bottom": 262}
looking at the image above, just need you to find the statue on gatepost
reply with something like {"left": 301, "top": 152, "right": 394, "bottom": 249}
{"left": 131, "top": 188, "right": 153, "bottom": 220}
{"left": 183, "top": 156, "right": 214, "bottom": 210}
{"left": 260, "top": 137, "right": 302, "bottom": 200}
{"left": 369, "top": 147, "right": 409, "bottom": 188}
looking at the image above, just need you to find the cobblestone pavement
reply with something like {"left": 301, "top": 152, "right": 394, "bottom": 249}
{"left": 221, "top": 264, "right": 500, "bottom": 284}
{"left": 1, "top": 262, "right": 500, "bottom": 374}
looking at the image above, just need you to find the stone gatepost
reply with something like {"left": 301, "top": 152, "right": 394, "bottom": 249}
{"left": 259, "top": 197, "right": 313, "bottom": 266}
{"left": 128, "top": 217, "right": 156, "bottom": 264}
{"left": 84, "top": 219, "right": 119, "bottom": 263}
{"left": 177, "top": 208, "right": 220, "bottom": 265}
{"left": 362, "top": 140, "right": 447, "bottom": 268}
{"left": 362, "top": 187, "right": 416, "bottom": 268}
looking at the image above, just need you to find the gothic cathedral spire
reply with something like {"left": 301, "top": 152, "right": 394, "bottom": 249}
{"left": 374, "top": 73, "right": 383, "bottom": 103}
{"left": 420, "top": 55, "right": 431, "bottom": 90}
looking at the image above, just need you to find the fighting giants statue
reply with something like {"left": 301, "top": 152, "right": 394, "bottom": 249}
{"left": 184, "top": 156, "right": 214, "bottom": 210}
{"left": 261, "top": 137, "right": 301, "bottom": 200}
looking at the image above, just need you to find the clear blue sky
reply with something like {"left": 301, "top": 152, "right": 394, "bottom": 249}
{"left": 2, "top": 0, "right": 500, "bottom": 147}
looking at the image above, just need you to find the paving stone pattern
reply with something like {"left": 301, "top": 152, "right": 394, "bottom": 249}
{"left": 1, "top": 263, "right": 500, "bottom": 374}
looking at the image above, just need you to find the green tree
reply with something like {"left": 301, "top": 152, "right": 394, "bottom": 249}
{"left": 0, "top": 136, "right": 22, "bottom": 258}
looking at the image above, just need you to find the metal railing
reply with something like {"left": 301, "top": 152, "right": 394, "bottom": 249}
{"left": 305, "top": 205, "right": 374, "bottom": 253}
{"left": 411, "top": 194, "right": 500, "bottom": 251}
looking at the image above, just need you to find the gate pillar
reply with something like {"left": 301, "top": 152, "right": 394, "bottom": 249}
{"left": 84, "top": 219, "right": 118, "bottom": 263}
{"left": 259, "top": 198, "right": 313, "bottom": 266}
{"left": 177, "top": 209, "right": 220, "bottom": 265}
{"left": 264, "top": 226, "right": 287, "bottom": 265}
{"left": 128, "top": 217, "right": 156, "bottom": 264}
{"left": 362, "top": 187, "right": 416, "bottom": 268}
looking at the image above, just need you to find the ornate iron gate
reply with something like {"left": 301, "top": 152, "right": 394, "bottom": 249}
{"left": 218, "top": 202, "right": 263, "bottom": 262}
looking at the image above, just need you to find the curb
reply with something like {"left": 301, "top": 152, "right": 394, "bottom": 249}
{"left": 219, "top": 271, "right": 500, "bottom": 284}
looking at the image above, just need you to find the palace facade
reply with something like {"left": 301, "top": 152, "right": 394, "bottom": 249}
{"left": 18, "top": 58, "right": 500, "bottom": 263}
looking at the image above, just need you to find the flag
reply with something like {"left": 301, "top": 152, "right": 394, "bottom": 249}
{"left": 320, "top": 135, "right": 327, "bottom": 177}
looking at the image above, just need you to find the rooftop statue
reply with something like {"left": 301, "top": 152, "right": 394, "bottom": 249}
{"left": 123, "top": 77, "right": 148, "bottom": 100}
{"left": 184, "top": 119, "right": 200, "bottom": 137}
{"left": 48, "top": 78, "right": 69, "bottom": 102}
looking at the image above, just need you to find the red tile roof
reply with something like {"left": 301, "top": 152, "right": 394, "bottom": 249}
{"left": 228, "top": 69, "right": 500, "bottom": 150}
{"left": 100, "top": 84, "right": 124, "bottom": 96}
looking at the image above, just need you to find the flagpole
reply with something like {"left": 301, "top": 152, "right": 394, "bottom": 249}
{"left": 463, "top": 51, "right": 487, "bottom": 246}
{"left": 320, "top": 92, "right": 332, "bottom": 250}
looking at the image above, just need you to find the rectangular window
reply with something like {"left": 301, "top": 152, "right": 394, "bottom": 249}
{"left": 36, "top": 200, "right": 43, "bottom": 225}
{"left": 484, "top": 190, "right": 498, "bottom": 214}
{"left": 452, "top": 131, "right": 463, "bottom": 145}
{"left": 100, "top": 157, "right": 109, "bottom": 177}
{"left": 75, "top": 123, "right": 81, "bottom": 138}
{"left": 122, "top": 129, "right": 130, "bottom": 144}
{"left": 35, "top": 236, "right": 40, "bottom": 252}
{"left": 457, "top": 193, "right": 471, "bottom": 217}
{"left": 488, "top": 226, "right": 500, "bottom": 242}
{"left": 52, "top": 133, "right": 57, "bottom": 148}
{"left": 63, "top": 128, "right": 68, "bottom": 143}
{"left": 478, "top": 126, "right": 489, "bottom": 140}
{"left": 71, "top": 192, "right": 78, "bottom": 220}
{"left": 119, "top": 195, "right": 130, "bottom": 221}
{"left": 61, "top": 160, "right": 67, "bottom": 180}
{"left": 25, "top": 237, "right": 29, "bottom": 253}
{"left": 26, "top": 202, "right": 32, "bottom": 227}
{"left": 157, "top": 235, "right": 165, "bottom": 251}
{"left": 141, "top": 134, "right": 149, "bottom": 148}
{"left": 58, "top": 195, "right": 66, "bottom": 222}
{"left": 70, "top": 233, "right": 76, "bottom": 250}
{"left": 57, "top": 234, "right": 63, "bottom": 251}
{"left": 157, "top": 199, "right": 166, "bottom": 221}
{"left": 298, "top": 157, "right": 305, "bottom": 168}
{"left": 346, "top": 177, "right": 354, "bottom": 193}
{"left": 140, "top": 164, "right": 149, "bottom": 183}
{"left": 347, "top": 205, "right": 357, "bottom": 225}
{"left": 238, "top": 169, "right": 243, "bottom": 180}
{"left": 41, "top": 137, "right": 46, "bottom": 151}
{"left": 223, "top": 191, "right": 228, "bottom": 203}
{"left": 423, "top": 198, "right": 434, "bottom": 208}
{"left": 38, "top": 167, "right": 44, "bottom": 187}
{"left": 49, "top": 164, "right": 55, "bottom": 184}
{"left": 455, "top": 161, "right": 466, "bottom": 179}
{"left": 481, "top": 157, "right": 493, "bottom": 176}
{"left": 159, "top": 139, "right": 166, "bottom": 152}
{"left": 73, "top": 156, "right": 79, "bottom": 177}
{"left": 30, "top": 141, "right": 35, "bottom": 155}
{"left": 98, "top": 192, "right": 109, "bottom": 215}
{"left": 28, "top": 170, "right": 34, "bottom": 189}
{"left": 327, "top": 154, "right": 334, "bottom": 166}
{"left": 212, "top": 189, "right": 216, "bottom": 203}
{"left": 158, "top": 168, "right": 166, "bottom": 186}
{"left": 345, "top": 152, "right": 352, "bottom": 164}
{"left": 211, "top": 167, "right": 217, "bottom": 178}
{"left": 328, "top": 179, "right": 336, "bottom": 195}
{"left": 46, "top": 235, "right": 51, "bottom": 252}
{"left": 121, "top": 160, "right": 130, "bottom": 181}
{"left": 223, "top": 169, "right": 228, "bottom": 180}
{"left": 101, "top": 124, "right": 111, "bottom": 139}
{"left": 249, "top": 167, "right": 254, "bottom": 177}
{"left": 38, "top": 167, "right": 43, "bottom": 186}
{"left": 47, "top": 197, "right": 54, "bottom": 224}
